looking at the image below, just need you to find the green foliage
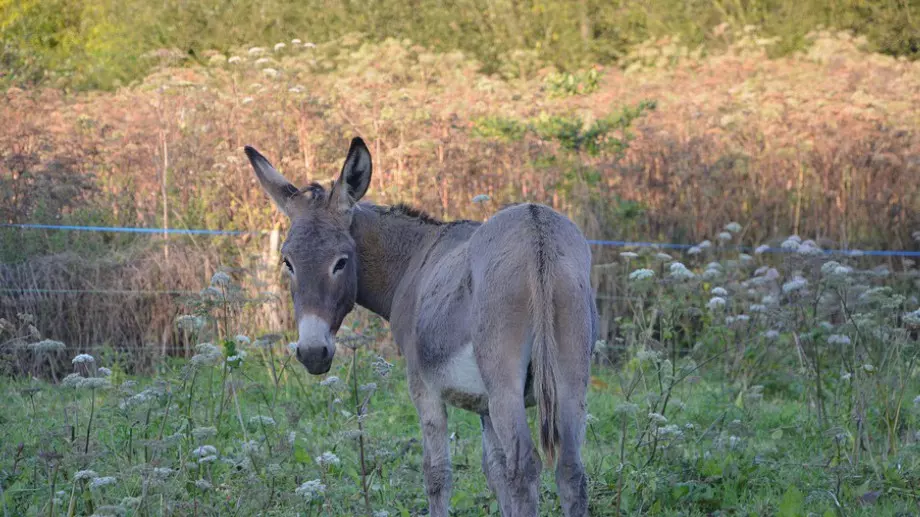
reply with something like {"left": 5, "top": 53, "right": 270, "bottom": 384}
{"left": 544, "top": 68, "right": 601, "bottom": 97}
{"left": 474, "top": 100, "right": 656, "bottom": 157}
{"left": 1, "top": 0, "right": 918, "bottom": 91}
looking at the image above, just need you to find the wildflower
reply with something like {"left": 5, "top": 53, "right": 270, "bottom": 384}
{"left": 72, "top": 353, "right": 95, "bottom": 364}
{"left": 97, "top": 367, "right": 112, "bottom": 377}
{"left": 762, "top": 294, "right": 778, "bottom": 305}
{"left": 620, "top": 252, "right": 639, "bottom": 259}
{"left": 749, "top": 304, "right": 767, "bottom": 313}
{"left": 668, "top": 262, "right": 695, "bottom": 280}
{"left": 862, "top": 364, "right": 876, "bottom": 373}
{"left": 89, "top": 477, "right": 117, "bottom": 489}
{"left": 904, "top": 309, "right": 920, "bottom": 328}
{"left": 274, "top": 42, "right": 286, "bottom": 51}
{"left": 304, "top": 42, "right": 316, "bottom": 49}
{"left": 28, "top": 340, "right": 65, "bottom": 353}
{"left": 191, "top": 343, "right": 222, "bottom": 367}
{"left": 841, "top": 372, "right": 852, "bottom": 381}
{"left": 698, "top": 240, "right": 712, "bottom": 249}
{"left": 687, "top": 246, "right": 702, "bottom": 255}
{"left": 80, "top": 377, "right": 111, "bottom": 390}
{"left": 193, "top": 445, "right": 218, "bottom": 458}
{"left": 75, "top": 470, "right": 98, "bottom": 481}
{"left": 248, "top": 47, "right": 265, "bottom": 56}
{"left": 913, "top": 394, "right": 920, "bottom": 407}
{"left": 717, "top": 231, "right": 732, "bottom": 242}
{"left": 728, "top": 435, "right": 742, "bottom": 449}
{"left": 198, "top": 455, "right": 218, "bottom": 464}
{"left": 262, "top": 68, "right": 279, "bottom": 78}
{"left": 707, "top": 297, "right": 727, "bottom": 310}
{"left": 738, "top": 253, "right": 753, "bottom": 262}
{"left": 374, "top": 512, "right": 390, "bottom": 517}
{"left": 175, "top": 315, "right": 205, "bottom": 331}
{"left": 295, "top": 479, "right": 326, "bottom": 499}
{"left": 372, "top": 355, "right": 394, "bottom": 377}
{"left": 763, "top": 330, "right": 780, "bottom": 340}
{"left": 192, "top": 426, "right": 217, "bottom": 440}
{"left": 291, "top": 39, "right": 302, "bottom": 45}
{"left": 227, "top": 56, "right": 242, "bottom": 64}
{"left": 472, "top": 194, "right": 490, "bottom": 203}
{"left": 797, "top": 240, "right": 822, "bottom": 256}
{"left": 360, "top": 382, "right": 378, "bottom": 393}
{"left": 629, "top": 268, "right": 655, "bottom": 281}
{"left": 725, "top": 222, "right": 742, "bottom": 233}
{"left": 819, "top": 321, "right": 834, "bottom": 331}
{"left": 62, "top": 373, "right": 84, "bottom": 388}
{"left": 658, "top": 424, "right": 683, "bottom": 439}
{"left": 754, "top": 244, "right": 770, "bottom": 255}
{"left": 635, "top": 348, "right": 660, "bottom": 362}
{"left": 319, "top": 376, "right": 341, "bottom": 387}
{"left": 782, "top": 276, "right": 808, "bottom": 294}
{"left": 648, "top": 412, "right": 668, "bottom": 424}
{"left": 234, "top": 335, "right": 251, "bottom": 346}
{"left": 711, "top": 287, "right": 728, "bottom": 296}
{"left": 702, "top": 263, "right": 723, "bottom": 280}
{"left": 195, "top": 479, "right": 212, "bottom": 490}
{"left": 288, "top": 431, "right": 297, "bottom": 446}
{"left": 655, "top": 252, "right": 672, "bottom": 261}
{"left": 249, "top": 415, "right": 277, "bottom": 427}
{"left": 780, "top": 238, "right": 800, "bottom": 251}
{"left": 614, "top": 403, "right": 638, "bottom": 415}
{"left": 288, "top": 85, "right": 305, "bottom": 93}
{"left": 210, "top": 271, "right": 231, "bottom": 286}
{"left": 827, "top": 334, "right": 851, "bottom": 346}
{"left": 315, "top": 451, "right": 341, "bottom": 467}
{"left": 242, "top": 97, "right": 254, "bottom": 104}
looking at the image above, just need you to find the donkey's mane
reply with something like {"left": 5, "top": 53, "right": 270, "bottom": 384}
{"left": 372, "top": 203, "right": 446, "bottom": 225}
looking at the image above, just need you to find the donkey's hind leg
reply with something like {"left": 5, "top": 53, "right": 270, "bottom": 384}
{"left": 475, "top": 316, "right": 541, "bottom": 516}
{"left": 481, "top": 414, "right": 514, "bottom": 516}
{"left": 552, "top": 291, "right": 594, "bottom": 517}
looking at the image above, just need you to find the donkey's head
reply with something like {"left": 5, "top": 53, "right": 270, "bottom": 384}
{"left": 244, "top": 138, "right": 372, "bottom": 374}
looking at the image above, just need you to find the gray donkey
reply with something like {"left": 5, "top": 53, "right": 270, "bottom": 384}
{"left": 245, "top": 137, "right": 596, "bottom": 517}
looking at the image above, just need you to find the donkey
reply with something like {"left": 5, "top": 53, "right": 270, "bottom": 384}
{"left": 245, "top": 137, "right": 597, "bottom": 517}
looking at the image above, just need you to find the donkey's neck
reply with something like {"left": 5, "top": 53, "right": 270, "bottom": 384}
{"left": 349, "top": 203, "right": 440, "bottom": 320}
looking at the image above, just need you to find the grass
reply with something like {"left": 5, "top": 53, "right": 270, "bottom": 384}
{"left": 2, "top": 241, "right": 920, "bottom": 516}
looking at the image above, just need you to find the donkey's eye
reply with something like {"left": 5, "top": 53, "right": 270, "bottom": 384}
{"left": 282, "top": 258, "right": 294, "bottom": 274}
{"left": 332, "top": 257, "right": 348, "bottom": 275}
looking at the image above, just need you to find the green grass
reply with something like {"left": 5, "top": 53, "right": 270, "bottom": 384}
{"left": 2, "top": 340, "right": 918, "bottom": 515}
{"left": 2, "top": 244, "right": 920, "bottom": 515}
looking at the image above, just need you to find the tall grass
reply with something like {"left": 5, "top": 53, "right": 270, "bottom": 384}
{"left": 1, "top": 235, "right": 918, "bottom": 515}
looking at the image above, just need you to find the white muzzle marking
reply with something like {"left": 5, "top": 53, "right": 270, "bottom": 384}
{"left": 298, "top": 314, "right": 333, "bottom": 351}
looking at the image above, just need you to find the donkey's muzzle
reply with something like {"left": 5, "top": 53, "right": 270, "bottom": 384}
{"left": 296, "top": 314, "right": 336, "bottom": 375}
{"left": 295, "top": 345, "right": 334, "bottom": 374}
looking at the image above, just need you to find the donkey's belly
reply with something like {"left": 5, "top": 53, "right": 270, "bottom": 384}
{"left": 432, "top": 343, "right": 536, "bottom": 414}
{"left": 435, "top": 343, "right": 491, "bottom": 413}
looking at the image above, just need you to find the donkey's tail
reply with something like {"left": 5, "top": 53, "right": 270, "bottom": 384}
{"left": 528, "top": 210, "right": 562, "bottom": 469}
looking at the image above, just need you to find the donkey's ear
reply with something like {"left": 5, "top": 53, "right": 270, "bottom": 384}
{"left": 330, "top": 137, "right": 372, "bottom": 212}
{"left": 244, "top": 146, "right": 299, "bottom": 217}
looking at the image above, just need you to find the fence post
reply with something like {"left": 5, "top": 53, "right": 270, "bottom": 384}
{"left": 264, "top": 224, "right": 283, "bottom": 331}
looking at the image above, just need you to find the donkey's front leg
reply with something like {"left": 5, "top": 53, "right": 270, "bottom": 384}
{"left": 410, "top": 376, "right": 452, "bottom": 517}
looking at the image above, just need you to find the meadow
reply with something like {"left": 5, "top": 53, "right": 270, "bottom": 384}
{"left": 2, "top": 234, "right": 919, "bottom": 516}
{"left": 2, "top": 6, "right": 920, "bottom": 517}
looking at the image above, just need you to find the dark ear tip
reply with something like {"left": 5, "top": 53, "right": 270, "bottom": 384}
{"left": 243, "top": 145, "right": 261, "bottom": 159}
{"left": 349, "top": 137, "right": 368, "bottom": 152}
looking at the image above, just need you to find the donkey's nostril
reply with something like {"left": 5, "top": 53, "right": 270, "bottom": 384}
{"left": 320, "top": 347, "right": 329, "bottom": 360}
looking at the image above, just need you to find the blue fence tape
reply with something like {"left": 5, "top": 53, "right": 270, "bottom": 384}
{"left": 1, "top": 223, "right": 260, "bottom": 236}
{"left": 4, "top": 223, "right": 919, "bottom": 257}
